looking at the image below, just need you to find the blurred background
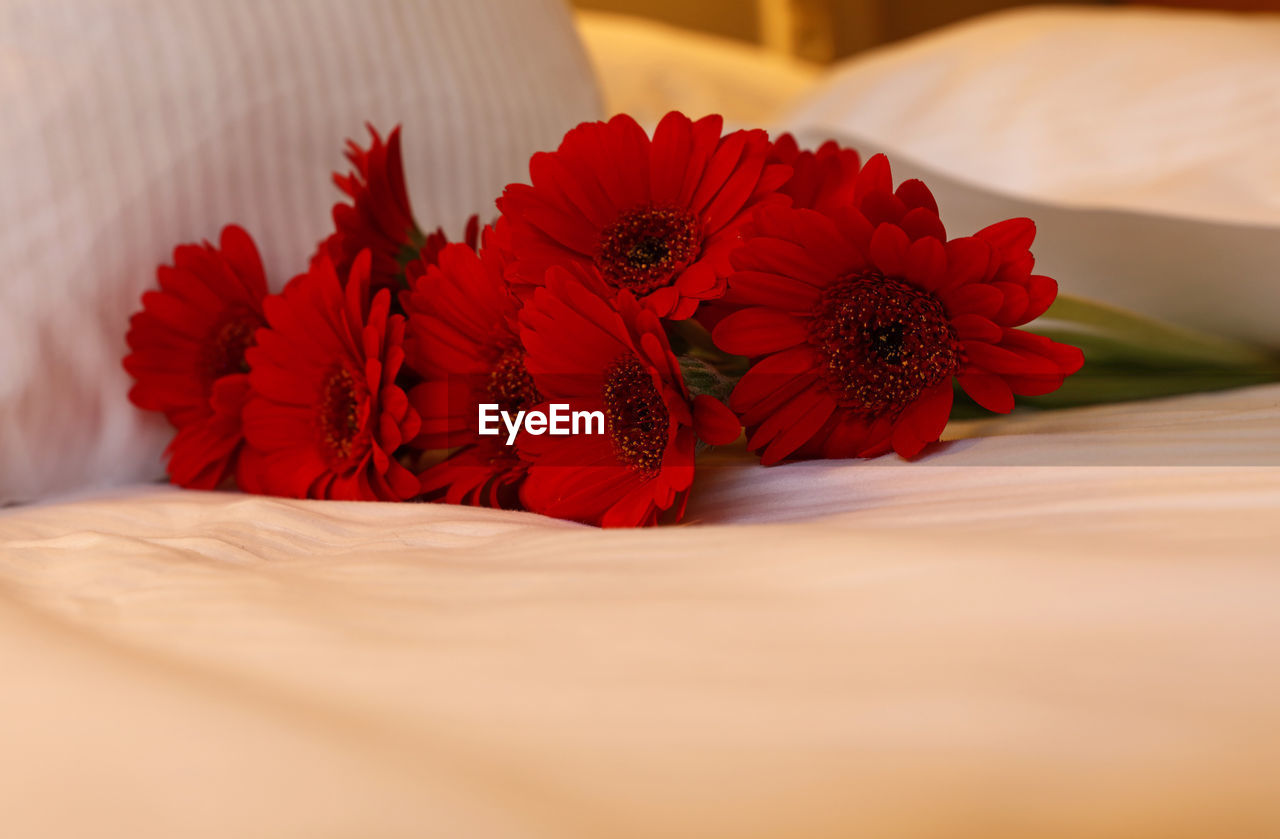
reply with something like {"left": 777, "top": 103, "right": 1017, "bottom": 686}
{"left": 572, "top": 0, "right": 1280, "bottom": 60}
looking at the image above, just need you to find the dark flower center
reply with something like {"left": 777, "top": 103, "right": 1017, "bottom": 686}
{"left": 487, "top": 345, "right": 541, "bottom": 415}
{"left": 602, "top": 354, "right": 669, "bottom": 474}
{"left": 319, "top": 366, "right": 367, "bottom": 464}
{"left": 810, "top": 273, "right": 961, "bottom": 417}
{"left": 201, "top": 309, "right": 263, "bottom": 383}
{"left": 596, "top": 205, "right": 700, "bottom": 295}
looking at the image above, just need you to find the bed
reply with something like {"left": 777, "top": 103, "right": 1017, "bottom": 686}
{"left": 2, "top": 4, "right": 1279, "bottom": 837}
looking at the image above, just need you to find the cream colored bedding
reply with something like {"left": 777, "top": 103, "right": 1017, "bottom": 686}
{"left": 4, "top": 384, "right": 1279, "bottom": 838}
{"left": 5, "top": 7, "right": 1280, "bottom": 836}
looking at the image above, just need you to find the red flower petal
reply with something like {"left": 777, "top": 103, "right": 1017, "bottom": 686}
{"left": 958, "top": 371, "right": 1015, "bottom": 413}
{"left": 869, "top": 223, "right": 910, "bottom": 276}
{"left": 976, "top": 217, "right": 1036, "bottom": 253}
{"left": 692, "top": 394, "right": 742, "bottom": 446}
{"left": 891, "top": 382, "right": 953, "bottom": 458}
{"left": 713, "top": 307, "right": 809, "bottom": 356}
{"left": 754, "top": 386, "right": 837, "bottom": 465}
{"left": 904, "top": 236, "right": 947, "bottom": 290}
{"left": 895, "top": 179, "right": 939, "bottom": 214}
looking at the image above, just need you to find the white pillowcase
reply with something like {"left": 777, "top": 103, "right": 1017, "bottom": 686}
{"left": 0, "top": 0, "right": 601, "bottom": 504}
{"left": 786, "top": 6, "right": 1280, "bottom": 229}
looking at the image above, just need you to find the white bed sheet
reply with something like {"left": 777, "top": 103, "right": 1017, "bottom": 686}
{"left": 4, "top": 384, "right": 1279, "bottom": 838}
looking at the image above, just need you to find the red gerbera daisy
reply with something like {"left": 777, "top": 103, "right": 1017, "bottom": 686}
{"left": 318, "top": 124, "right": 480, "bottom": 290}
{"left": 401, "top": 231, "right": 535, "bottom": 508}
{"left": 240, "top": 250, "right": 421, "bottom": 500}
{"left": 123, "top": 225, "right": 268, "bottom": 488}
{"left": 403, "top": 213, "right": 481, "bottom": 284}
{"left": 498, "top": 111, "right": 792, "bottom": 320}
{"left": 769, "top": 133, "right": 862, "bottom": 213}
{"left": 714, "top": 153, "right": 1084, "bottom": 464}
{"left": 696, "top": 135, "right": 864, "bottom": 334}
{"left": 516, "top": 269, "right": 739, "bottom": 527}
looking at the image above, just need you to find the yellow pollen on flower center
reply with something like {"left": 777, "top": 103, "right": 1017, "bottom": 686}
{"left": 487, "top": 346, "right": 540, "bottom": 414}
{"left": 319, "top": 366, "right": 365, "bottom": 463}
{"left": 596, "top": 204, "right": 700, "bottom": 295}
{"left": 202, "top": 310, "right": 261, "bottom": 382}
{"left": 811, "top": 272, "right": 961, "bottom": 417}
{"left": 602, "top": 353, "right": 668, "bottom": 474}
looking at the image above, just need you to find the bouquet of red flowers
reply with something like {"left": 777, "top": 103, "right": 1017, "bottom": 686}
{"left": 124, "top": 112, "right": 1085, "bottom": 526}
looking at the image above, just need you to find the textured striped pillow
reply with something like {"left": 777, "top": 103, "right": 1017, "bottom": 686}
{"left": 0, "top": 0, "right": 601, "bottom": 503}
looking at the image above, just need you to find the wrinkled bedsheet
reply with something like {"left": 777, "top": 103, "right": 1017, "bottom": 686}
{"left": 3, "top": 384, "right": 1279, "bottom": 838}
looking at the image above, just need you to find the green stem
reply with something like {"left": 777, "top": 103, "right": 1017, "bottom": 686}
{"left": 667, "top": 318, "right": 749, "bottom": 377}
{"left": 677, "top": 356, "right": 736, "bottom": 403}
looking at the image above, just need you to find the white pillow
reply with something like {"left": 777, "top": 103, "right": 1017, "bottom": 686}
{"left": 783, "top": 6, "right": 1280, "bottom": 347}
{"left": 0, "top": 0, "right": 601, "bottom": 504}
{"left": 786, "top": 6, "right": 1280, "bottom": 229}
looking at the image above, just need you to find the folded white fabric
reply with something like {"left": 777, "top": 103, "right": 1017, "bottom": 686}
{"left": 0, "top": 0, "right": 600, "bottom": 504}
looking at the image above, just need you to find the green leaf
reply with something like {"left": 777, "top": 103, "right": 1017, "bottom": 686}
{"left": 1042, "top": 295, "right": 1276, "bottom": 368}
{"left": 1014, "top": 294, "right": 1280, "bottom": 409}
